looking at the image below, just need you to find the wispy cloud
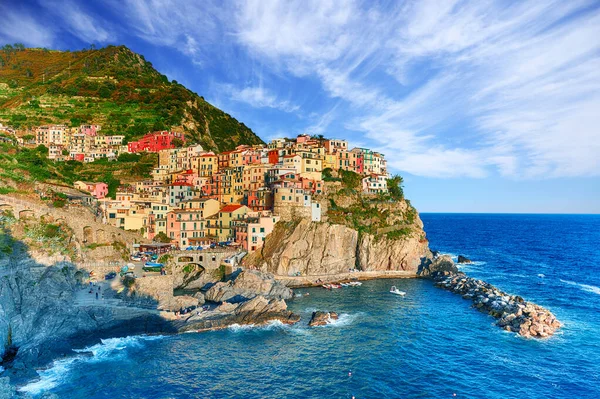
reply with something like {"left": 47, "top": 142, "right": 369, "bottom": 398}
{"left": 0, "top": 3, "right": 55, "bottom": 47}
{"left": 219, "top": 84, "right": 299, "bottom": 113}
{"left": 4, "top": 0, "right": 598, "bottom": 180}
{"left": 39, "top": 0, "right": 113, "bottom": 43}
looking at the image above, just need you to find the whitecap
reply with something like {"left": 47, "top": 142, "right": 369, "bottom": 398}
{"left": 315, "top": 312, "right": 362, "bottom": 328}
{"left": 538, "top": 274, "right": 546, "bottom": 278}
{"left": 19, "top": 335, "right": 164, "bottom": 396}
{"left": 560, "top": 279, "right": 600, "bottom": 296}
{"left": 228, "top": 320, "right": 290, "bottom": 333}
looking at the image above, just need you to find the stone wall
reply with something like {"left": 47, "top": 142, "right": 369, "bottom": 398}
{"left": 0, "top": 195, "right": 146, "bottom": 246}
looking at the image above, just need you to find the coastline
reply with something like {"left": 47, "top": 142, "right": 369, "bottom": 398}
{"left": 274, "top": 270, "right": 417, "bottom": 288}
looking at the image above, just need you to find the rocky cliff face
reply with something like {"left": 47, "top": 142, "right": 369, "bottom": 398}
{"left": 245, "top": 218, "right": 432, "bottom": 277}
{"left": 0, "top": 254, "right": 173, "bottom": 379}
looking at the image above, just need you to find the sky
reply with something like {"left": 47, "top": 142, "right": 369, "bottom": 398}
{"left": 1, "top": 0, "right": 599, "bottom": 213}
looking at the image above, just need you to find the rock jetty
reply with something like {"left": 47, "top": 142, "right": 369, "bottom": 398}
{"left": 308, "top": 311, "right": 339, "bottom": 327}
{"left": 433, "top": 272, "right": 561, "bottom": 338}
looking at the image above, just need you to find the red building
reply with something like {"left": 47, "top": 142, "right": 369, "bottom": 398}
{"left": 127, "top": 131, "right": 184, "bottom": 153}
{"left": 268, "top": 149, "right": 279, "bottom": 164}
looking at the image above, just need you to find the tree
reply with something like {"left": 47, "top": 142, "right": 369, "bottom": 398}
{"left": 153, "top": 232, "right": 171, "bottom": 243}
{"left": 387, "top": 174, "right": 404, "bottom": 200}
{"left": 171, "top": 137, "right": 184, "bottom": 148}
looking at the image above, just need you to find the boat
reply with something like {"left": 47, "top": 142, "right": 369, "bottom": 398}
{"left": 143, "top": 262, "right": 164, "bottom": 272}
{"left": 330, "top": 283, "right": 342, "bottom": 289}
{"left": 390, "top": 286, "right": 406, "bottom": 296}
{"left": 322, "top": 284, "right": 332, "bottom": 289}
{"left": 340, "top": 283, "right": 350, "bottom": 287}
{"left": 348, "top": 281, "right": 362, "bottom": 286}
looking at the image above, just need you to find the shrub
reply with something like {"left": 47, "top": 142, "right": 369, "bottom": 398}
{"left": 123, "top": 275, "right": 136, "bottom": 288}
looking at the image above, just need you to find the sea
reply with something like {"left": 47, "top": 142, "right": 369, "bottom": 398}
{"left": 15, "top": 214, "right": 600, "bottom": 398}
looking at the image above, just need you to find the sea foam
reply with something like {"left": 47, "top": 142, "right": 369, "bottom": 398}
{"left": 560, "top": 279, "right": 600, "bottom": 296}
{"left": 19, "top": 335, "right": 163, "bottom": 396}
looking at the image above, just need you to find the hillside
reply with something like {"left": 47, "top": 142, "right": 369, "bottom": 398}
{"left": 0, "top": 44, "right": 263, "bottom": 151}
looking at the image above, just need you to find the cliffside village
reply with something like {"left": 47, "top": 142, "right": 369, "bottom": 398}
{"left": 4, "top": 124, "right": 390, "bottom": 254}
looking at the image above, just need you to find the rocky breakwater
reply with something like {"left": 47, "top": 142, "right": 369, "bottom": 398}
{"left": 433, "top": 271, "right": 561, "bottom": 338}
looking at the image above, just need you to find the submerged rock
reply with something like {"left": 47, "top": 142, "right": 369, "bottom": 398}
{"left": 457, "top": 255, "right": 472, "bottom": 264}
{"left": 308, "top": 311, "right": 339, "bottom": 327}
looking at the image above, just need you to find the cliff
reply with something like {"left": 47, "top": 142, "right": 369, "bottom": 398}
{"left": 245, "top": 178, "right": 433, "bottom": 278}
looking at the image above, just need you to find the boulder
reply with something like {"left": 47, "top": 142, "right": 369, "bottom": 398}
{"left": 178, "top": 296, "right": 301, "bottom": 332}
{"left": 204, "top": 270, "right": 293, "bottom": 303}
{"left": 308, "top": 311, "right": 339, "bottom": 327}
{"left": 457, "top": 255, "right": 472, "bottom": 264}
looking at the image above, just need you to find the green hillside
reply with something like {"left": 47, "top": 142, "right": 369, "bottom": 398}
{"left": 0, "top": 44, "right": 263, "bottom": 151}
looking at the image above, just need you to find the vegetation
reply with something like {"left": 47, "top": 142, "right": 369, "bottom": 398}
{"left": 153, "top": 232, "right": 171, "bottom": 243}
{"left": 22, "top": 219, "right": 75, "bottom": 258}
{"left": 0, "top": 44, "right": 263, "bottom": 151}
{"left": 387, "top": 175, "right": 404, "bottom": 200}
{"left": 0, "top": 140, "right": 157, "bottom": 195}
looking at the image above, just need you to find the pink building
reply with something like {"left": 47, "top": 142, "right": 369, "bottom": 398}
{"left": 80, "top": 124, "right": 100, "bottom": 136}
{"left": 235, "top": 214, "right": 280, "bottom": 252}
{"left": 74, "top": 181, "right": 108, "bottom": 199}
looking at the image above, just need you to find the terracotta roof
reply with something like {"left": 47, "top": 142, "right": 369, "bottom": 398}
{"left": 170, "top": 182, "right": 193, "bottom": 187}
{"left": 220, "top": 204, "right": 244, "bottom": 212}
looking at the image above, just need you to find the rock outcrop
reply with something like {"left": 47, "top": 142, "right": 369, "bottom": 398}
{"left": 177, "top": 296, "right": 300, "bottom": 332}
{"left": 433, "top": 272, "right": 561, "bottom": 338}
{"left": 457, "top": 255, "right": 471, "bottom": 264}
{"left": 204, "top": 270, "right": 293, "bottom": 303}
{"left": 245, "top": 219, "right": 432, "bottom": 277}
{"left": 308, "top": 311, "right": 338, "bottom": 327}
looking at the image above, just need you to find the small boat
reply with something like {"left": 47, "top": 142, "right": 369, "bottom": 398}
{"left": 340, "top": 283, "right": 350, "bottom": 287}
{"left": 348, "top": 281, "right": 362, "bottom": 287}
{"left": 330, "top": 284, "right": 342, "bottom": 289}
{"left": 322, "top": 284, "right": 332, "bottom": 289}
{"left": 390, "top": 286, "right": 406, "bottom": 296}
{"left": 143, "top": 262, "right": 164, "bottom": 272}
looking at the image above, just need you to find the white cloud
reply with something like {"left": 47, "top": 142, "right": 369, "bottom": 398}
{"left": 0, "top": 4, "right": 55, "bottom": 47}
{"left": 21, "top": 0, "right": 597, "bottom": 180}
{"left": 37, "top": 0, "right": 113, "bottom": 43}
{"left": 221, "top": 84, "right": 299, "bottom": 113}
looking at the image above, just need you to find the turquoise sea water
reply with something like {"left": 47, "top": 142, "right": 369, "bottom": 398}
{"left": 17, "top": 214, "right": 600, "bottom": 398}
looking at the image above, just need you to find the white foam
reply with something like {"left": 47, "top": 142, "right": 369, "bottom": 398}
{"left": 228, "top": 320, "right": 290, "bottom": 333}
{"left": 560, "top": 279, "right": 600, "bottom": 296}
{"left": 19, "top": 335, "right": 164, "bottom": 396}
{"left": 538, "top": 274, "right": 546, "bottom": 278}
{"left": 315, "top": 312, "right": 362, "bottom": 328}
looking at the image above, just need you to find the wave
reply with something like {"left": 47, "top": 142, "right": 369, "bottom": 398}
{"left": 19, "top": 335, "right": 164, "bottom": 396}
{"left": 315, "top": 312, "right": 363, "bottom": 328}
{"left": 228, "top": 320, "right": 290, "bottom": 333}
{"left": 560, "top": 279, "right": 600, "bottom": 296}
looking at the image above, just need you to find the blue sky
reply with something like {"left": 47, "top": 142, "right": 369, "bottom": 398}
{"left": 1, "top": 0, "right": 599, "bottom": 213}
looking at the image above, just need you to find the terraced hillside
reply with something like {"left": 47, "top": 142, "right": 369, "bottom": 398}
{"left": 0, "top": 44, "right": 263, "bottom": 151}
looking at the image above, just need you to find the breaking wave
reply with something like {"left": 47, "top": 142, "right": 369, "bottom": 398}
{"left": 18, "top": 335, "right": 164, "bottom": 396}
{"left": 560, "top": 279, "right": 600, "bottom": 296}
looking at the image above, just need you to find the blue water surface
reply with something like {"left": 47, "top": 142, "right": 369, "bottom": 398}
{"left": 18, "top": 214, "right": 600, "bottom": 398}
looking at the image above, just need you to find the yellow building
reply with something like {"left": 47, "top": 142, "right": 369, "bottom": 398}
{"left": 206, "top": 204, "right": 249, "bottom": 241}
{"left": 198, "top": 153, "right": 218, "bottom": 177}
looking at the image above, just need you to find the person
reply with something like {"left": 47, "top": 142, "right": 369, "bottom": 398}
{"left": 95, "top": 292, "right": 98, "bottom": 300}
